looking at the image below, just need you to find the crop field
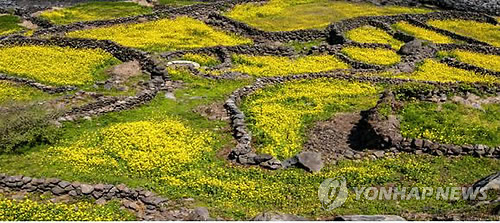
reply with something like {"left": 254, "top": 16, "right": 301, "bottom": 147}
{"left": 2, "top": 0, "right": 500, "bottom": 221}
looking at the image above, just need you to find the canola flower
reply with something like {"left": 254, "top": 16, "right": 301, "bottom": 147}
{"left": 0, "top": 81, "right": 48, "bottom": 103}
{"left": 345, "top": 25, "right": 404, "bottom": 49}
{"left": 226, "top": 0, "right": 431, "bottom": 31}
{"left": 242, "top": 78, "right": 379, "bottom": 159}
{"left": 428, "top": 19, "right": 500, "bottom": 47}
{"left": 0, "top": 197, "right": 134, "bottom": 221}
{"left": 390, "top": 59, "right": 500, "bottom": 83}
{"left": 341, "top": 47, "right": 401, "bottom": 66}
{"left": 231, "top": 54, "right": 349, "bottom": 77}
{"left": 0, "top": 45, "right": 119, "bottom": 86}
{"left": 47, "top": 119, "right": 214, "bottom": 176}
{"left": 66, "top": 17, "right": 252, "bottom": 52}
{"left": 39, "top": 2, "right": 152, "bottom": 25}
{"left": 392, "top": 21, "right": 455, "bottom": 44}
{"left": 445, "top": 50, "right": 500, "bottom": 72}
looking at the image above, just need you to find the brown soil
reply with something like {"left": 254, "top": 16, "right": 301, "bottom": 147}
{"left": 193, "top": 103, "right": 229, "bottom": 121}
{"left": 108, "top": 60, "right": 142, "bottom": 79}
{"left": 303, "top": 112, "right": 381, "bottom": 163}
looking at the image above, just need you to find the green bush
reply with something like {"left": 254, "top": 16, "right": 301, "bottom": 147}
{"left": 0, "top": 103, "right": 61, "bottom": 154}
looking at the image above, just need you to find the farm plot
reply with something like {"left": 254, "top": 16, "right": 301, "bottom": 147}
{"left": 341, "top": 47, "right": 401, "bottom": 66}
{"left": 428, "top": 19, "right": 500, "bottom": 47}
{"left": 2, "top": 72, "right": 500, "bottom": 220}
{"left": 38, "top": 2, "right": 152, "bottom": 25}
{"left": 0, "top": 194, "right": 134, "bottom": 221}
{"left": 439, "top": 50, "right": 500, "bottom": 72}
{"left": 400, "top": 101, "right": 500, "bottom": 147}
{"left": 241, "top": 78, "right": 381, "bottom": 159}
{"left": 345, "top": 26, "right": 404, "bottom": 49}
{"left": 66, "top": 17, "right": 252, "bottom": 52}
{"left": 389, "top": 59, "right": 500, "bottom": 83}
{"left": 225, "top": 0, "right": 432, "bottom": 31}
{"left": 0, "top": 45, "right": 120, "bottom": 86}
{"left": 392, "top": 21, "right": 456, "bottom": 44}
{"left": 230, "top": 54, "right": 349, "bottom": 77}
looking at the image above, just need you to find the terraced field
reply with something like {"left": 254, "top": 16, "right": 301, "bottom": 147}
{"left": 2, "top": 0, "right": 500, "bottom": 221}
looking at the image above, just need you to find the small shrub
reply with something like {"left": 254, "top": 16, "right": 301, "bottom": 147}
{"left": 392, "top": 82, "right": 437, "bottom": 100}
{"left": 39, "top": 2, "right": 152, "bottom": 25}
{"left": 346, "top": 26, "right": 404, "bottom": 49}
{"left": 231, "top": 54, "right": 349, "bottom": 77}
{"left": 66, "top": 16, "right": 252, "bottom": 52}
{"left": 0, "top": 103, "right": 61, "bottom": 154}
{"left": 428, "top": 19, "right": 500, "bottom": 47}
{"left": 392, "top": 21, "right": 455, "bottom": 44}
{"left": 341, "top": 47, "right": 401, "bottom": 65}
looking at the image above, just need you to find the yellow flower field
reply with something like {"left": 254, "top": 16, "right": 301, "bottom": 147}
{"left": 0, "top": 196, "right": 133, "bottom": 221}
{"left": 0, "top": 81, "right": 49, "bottom": 104}
{"left": 231, "top": 54, "right": 349, "bottom": 77}
{"left": 346, "top": 26, "right": 404, "bottom": 49}
{"left": 48, "top": 118, "right": 214, "bottom": 176}
{"left": 226, "top": 0, "right": 431, "bottom": 31}
{"left": 0, "top": 46, "right": 119, "bottom": 86}
{"left": 341, "top": 47, "right": 401, "bottom": 65}
{"left": 392, "top": 21, "right": 455, "bottom": 44}
{"left": 428, "top": 19, "right": 500, "bottom": 47}
{"left": 242, "top": 78, "right": 380, "bottom": 159}
{"left": 66, "top": 17, "right": 252, "bottom": 52}
{"left": 445, "top": 50, "right": 500, "bottom": 72}
{"left": 390, "top": 59, "right": 500, "bottom": 83}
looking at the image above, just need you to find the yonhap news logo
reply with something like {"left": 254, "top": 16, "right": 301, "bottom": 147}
{"left": 318, "top": 177, "right": 348, "bottom": 211}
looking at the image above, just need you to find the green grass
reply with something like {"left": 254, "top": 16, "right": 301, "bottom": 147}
{"left": 400, "top": 101, "right": 500, "bottom": 147}
{"left": 225, "top": 0, "right": 432, "bottom": 31}
{"left": 392, "top": 21, "right": 455, "bottom": 44}
{"left": 285, "top": 39, "right": 325, "bottom": 53}
{"left": 341, "top": 47, "right": 401, "bottom": 66}
{"left": 0, "top": 15, "right": 23, "bottom": 36}
{"left": 428, "top": 19, "right": 500, "bottom": 47}
{"left": 39, "top": 2, "right": 152, "bottom": 25}
{"left": 346, "top": 26, "right": 404, "bottom": 50}
{"left": 0, "top": 70, "right": 500, "bottom": 219}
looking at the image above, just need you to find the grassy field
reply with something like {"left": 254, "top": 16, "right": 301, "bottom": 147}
{"left": 39, "top": 2, "right": 152, "bottom": 25}
{"left": 0, "top": 81, "right": 53, "bottom": 104}
{"left": 225, "top": 0, "right": 432, "bottom": 31}
{"left": 66, "top": 17, "right": 252, "bottom": 52}
{"left": 1, "top": 70, "right": 499, "bottom": 219}
{"left": 0, "top": 15, "right": 23, "bottom": 36}
{"left": 400, "top": 101, "right": 500, "bottom": 147}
